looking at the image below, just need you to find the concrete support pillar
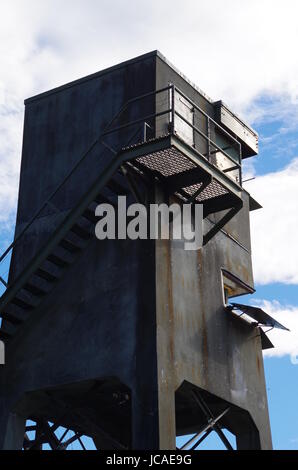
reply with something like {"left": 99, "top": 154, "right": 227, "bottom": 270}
{"left": 131, "top": 388, "right": 159, "bottom": 449}
{"left": 131, "top": 186, "right": 177, "bottom": 450}
{"left": 236, "top": 429, "right": 261, "bottom": 450}
{"left": 131, "top": 229, "right": 161, "bottom": 449}
{"left": 234, "top": 410, "right": 272, "bottom": 450}
{"left": 154, "top": 187, "right": 177, "bottom": 450}
{"left": 92, "top": 436, "right": 117, "bottom": 450}
{"left": 0, "top": 407, "right": 26, "bottom": 450}
{"left": 155, "top": 235, "right": 177, "bottom": 450}
{"left": 236, "top": 417, "right": 272, "bottom": 450}
{"left": 131, "top": 384, "right": 176, "bottom": 450}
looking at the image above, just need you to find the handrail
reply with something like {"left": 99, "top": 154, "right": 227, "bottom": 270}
{"left": 101, "top": 109, "right": 172, "bottom": 137}
{"left": 172, "top": 85, "right": 242, "bottom": 183}
{"left": 174, "top": 109, "right": 241, "bottom": 169}
{"left": 174, "top": 85, "right": 241, "bottom": 150}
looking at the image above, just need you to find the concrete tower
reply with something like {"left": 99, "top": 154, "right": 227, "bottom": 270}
{"left": 0, "top": 51, "right": 282, "bottom": 450}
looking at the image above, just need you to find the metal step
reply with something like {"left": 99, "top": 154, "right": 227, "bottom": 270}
{"left": 0, "top": 326, "right": 13, "bottom": 341}
{"left": 47, "top": 254, "right": 70, "bottom": 269}
{"left": 59, "top": 238, "right": 81, "bottom": 254}
{"left": 106, "top": 178, "right": 129, "bottom": 196}
{"left": 82, "top": 208, "right": 97, "bottom": 224}
{"left": 35, "top": 268, "right": 59, "bottom": 283}
{"left": 23, "top": 282, "right": 47, "bottom": 297}
{"left": 11, "top": 297, "right": 34, "bottom": 310}
{"left": 0, "top": 320, "right": 17, "bottom": 339}
{"left": 71, "top": 224, "right": 92, "bottom": 240}
{"left": 1, "top": 309, "right": 25, "bottom": 325}
{"left": 94, "top": 193, "right": 116, "bottom": 206}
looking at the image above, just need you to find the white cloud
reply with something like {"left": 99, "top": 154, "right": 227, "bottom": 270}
{"left": 244, "top": 95, "right": 298, "bottom": 170}
{"left": 253, "top": 300, "right": 298, "bottom": 360}
{"left": 247, "top": 158, "right": 298, "bottom": 285}
{"left": 1, "top": 0, "right": 297, "bottom": 108}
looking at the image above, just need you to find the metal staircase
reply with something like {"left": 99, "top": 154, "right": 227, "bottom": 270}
{"left": 0, "top": 168, "right": 133, "bottom": 341}
{"left": 0, "top": 85, "right": 244, "bottom": 343}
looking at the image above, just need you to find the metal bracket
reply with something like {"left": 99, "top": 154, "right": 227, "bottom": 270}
{"left": 178, "top": 390, "right": 232, "bottom": 450}
{"left": 0, "top": 276, "right": 7, "bottom": 288}
{"left": 187, "top": 177, "right": 212, "bottom": 205}
{"left": 121, "top": 165, "right": 144, "bottom": 204}
{"left": 179, "top": 406, "right": 230, "bottom": 450}
{"left": 190, "top": 390, "right": 233, "bottom": 450}
{"left": 203, "top": 202, "right": 243, "bottom": 246}
{"left": 143, "top": 122, "right": 153, "bottom": 142}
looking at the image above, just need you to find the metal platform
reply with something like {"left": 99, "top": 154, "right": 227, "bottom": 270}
{"left": 121, "top": 133, "right": 243, "bottom": 244}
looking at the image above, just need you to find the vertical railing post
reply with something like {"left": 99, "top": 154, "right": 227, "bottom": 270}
{"left": 239, "top": 142, "right": 242, "bottom": 186}
{"left": 143, "top": 122, "right": 152, "bottom": 143}
{"left": 207, "top": 116, "right": 211, "bottom": 161}
{"left": 170, "top": 84, "right": 175, "bottom": 135}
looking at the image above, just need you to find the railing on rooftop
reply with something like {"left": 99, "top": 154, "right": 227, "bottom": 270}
{"left": 171, "top": 85, "right": 242, "bottom": 184}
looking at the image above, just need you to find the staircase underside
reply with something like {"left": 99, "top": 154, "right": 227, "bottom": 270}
{"left": 0, "top": 134, "right": 243, "bottom": 343}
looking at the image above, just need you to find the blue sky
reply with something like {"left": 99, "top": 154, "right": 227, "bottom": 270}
{"left": 241, "top": 106, "right": 298, "bottom": 449}
{"left": 0, "top": 0, "right": 298, "bottom": 450}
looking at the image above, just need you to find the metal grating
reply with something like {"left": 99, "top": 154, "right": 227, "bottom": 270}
{"left": 136, "top": 146, "right": 196, "bottom": 177}
{"left": 183, "top": 180, "right": 228, "bottom": 202}
{"left": 134, "top": 146, "right": 229, "bottom": 202}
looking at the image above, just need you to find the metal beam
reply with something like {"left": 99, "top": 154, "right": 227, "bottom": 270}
{"left": 164, "top": 168, "right": 211, "bottom": 194}
{"left": 202, "top": 193, "right": 240, "bottom": 218}
{"left": 203, "top": 204, "right": 242, "bottom": 246}
{"left": 121, "top": 165, "right": 144, "bottom": 204}
{"left": 179, "top": 407, "right": 230, "bottom": 450}
{"left": 191, "top": 429, "right": 213, "bottom": 450}
{"left": 42, "top": 392, "right": 127, "bottom": 450}
{"left": 191, "top": 391, "right": 233, "bottom": 451}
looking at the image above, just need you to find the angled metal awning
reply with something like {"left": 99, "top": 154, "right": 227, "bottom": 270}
{"left": 229, "top": 302, "right": 290, "bottom": 331}
{"left": 259, "top": 329, "right": 274, "bottom": 350}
